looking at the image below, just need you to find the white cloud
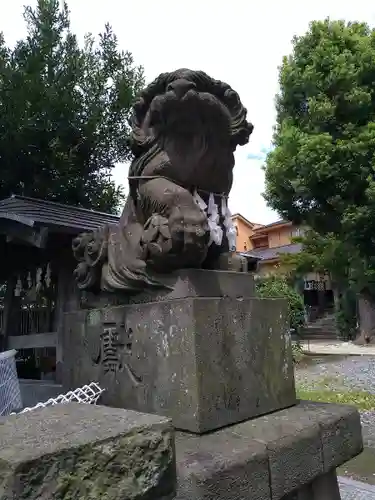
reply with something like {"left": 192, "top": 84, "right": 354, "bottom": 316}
{"left": 2, "top": 0, "right": 375, "bottom": 223}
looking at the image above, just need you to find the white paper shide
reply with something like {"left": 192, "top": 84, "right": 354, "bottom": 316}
{"left": 193, "top": 191, "right": 236, "bottom": 251}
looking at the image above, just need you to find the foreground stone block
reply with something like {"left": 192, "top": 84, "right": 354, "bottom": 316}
{"left": 175, "top": 401, "right": 363, "bottom": 500}
{"left": 63, "top": 288, "right": 296, "bottom": 433}
{"left": 297, "top": 400, "right": 364, "bottom": 471}
{"left": 0, "top": 403, "right": 176, "bottom": 500}
{"left": 284, "top": 470, "right": 342, "bottom": 499}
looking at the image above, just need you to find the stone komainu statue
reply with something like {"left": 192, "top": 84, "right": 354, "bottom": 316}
{"left": 72, "top": 69, "right": 254, "bottom": 293}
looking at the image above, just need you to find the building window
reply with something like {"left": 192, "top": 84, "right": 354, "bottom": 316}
{"left": 304, "top": 279, "right": 326, "bottom": 291}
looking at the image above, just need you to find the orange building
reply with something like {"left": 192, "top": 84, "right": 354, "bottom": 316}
{"left": 232, "top": 214, "right": 303, "bottom": 275}
{"left": 232, "top": 213, "right": 335, "bottom": 316}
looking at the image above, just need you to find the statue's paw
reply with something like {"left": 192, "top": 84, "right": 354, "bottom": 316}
{"left": 214, "top": 252, "right": 248, "bottom": 272}
{"left": 168, "top": 206, "right": 210, "bottom": 265}
{"left": 141, "top": 207, "right": 210, "bottom": 270}
{"left": 141, "top": 214, "right": 173, "bottom": 264}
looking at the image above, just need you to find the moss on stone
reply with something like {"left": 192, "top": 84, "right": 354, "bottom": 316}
{"left": 2, "top": 428, "right": 175, "bottom": 500}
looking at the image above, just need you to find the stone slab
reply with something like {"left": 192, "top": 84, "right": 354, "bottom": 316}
{"left": 63, "top": 296, "right": 296, "bottom": 433}
{"left": 284, "top": 470, "right": 342, "bottom": 499}
{"left": 296, "top": 401, "right": 363, "bottom": 471}
{"left": 80, "top": 269, "right": 255, "bottom": 308}
{"left": 176, "top": 431, "right": 270, "bottom": 500}
{"left": 175, "top": 401, "right": 363, "bottom": 500}
{"left": 0, "top": 403, "right": 176, "bottom": 500}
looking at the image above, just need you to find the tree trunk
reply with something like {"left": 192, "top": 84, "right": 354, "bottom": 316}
{"left": 356, "top": 291, "right": 375, "bottom": 344}
{"left": 333, "top": 287, "right": 340, "bottom": 313}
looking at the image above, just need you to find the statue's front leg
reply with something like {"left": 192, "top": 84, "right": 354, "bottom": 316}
{"left": 138, "top": 178, "right": 210, "bottom": 271}
{"left": 203, "top": 233, "right": 249, "bottom": 273}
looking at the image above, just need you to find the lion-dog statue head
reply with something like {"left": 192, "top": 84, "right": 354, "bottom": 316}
{"left": 128, "top": 68, "right": 254, "bottom": 204}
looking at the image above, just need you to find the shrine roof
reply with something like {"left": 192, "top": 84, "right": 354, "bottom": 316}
{"left": 0, "top": 195, "right": 120, "bottom": 234}
{"left": 244, "top": 243, "right": 303, "bottom": 261}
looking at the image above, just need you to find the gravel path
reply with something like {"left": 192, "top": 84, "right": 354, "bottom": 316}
{"left": 295, "top": 355, "right": 375, "bottom": 447}
{"left": 339, "top": 477, "right": 375, "bottom": 499}
{"left": 295, "top": 355, "right": 375, "bottom": 393}
{"left": 358, "top": 412, "right": 375, "bottom": 448}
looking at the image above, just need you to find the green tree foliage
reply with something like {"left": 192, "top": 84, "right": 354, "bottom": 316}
{"left": 281, "top": 230, "right": 350, "bottom": 285}
{"left": 264, "top": 19, "right": 375, "bottom": 341}
{"left": 280, "top": 231, "right": 359, "bottom": 339}
{"left": 0, "top": 0, "right": 144, "bottom": 212}
{"left": 335, "top": 288, "right": 358, "bottom": 340}
{"left": 255, "top": 274, "right": 305, "bottom": 333}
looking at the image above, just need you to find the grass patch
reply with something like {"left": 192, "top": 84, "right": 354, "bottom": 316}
{"left": 338, "top": 447, "right": 375, "bottom": 485}
{"left": 296, "top": 388, "right": 375, "bottom": 411}
{"left": 292, "top": 342, "right": 305, "bottom": 364}
{"left": 296, "top": 371, "right": 375, "bottom": 410}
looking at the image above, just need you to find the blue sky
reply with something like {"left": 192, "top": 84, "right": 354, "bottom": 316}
{"left": 2, "top": 0, "right": 375, "bottom": 223}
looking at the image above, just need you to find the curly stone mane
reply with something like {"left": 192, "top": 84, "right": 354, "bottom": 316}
{"left": 128, "top": 69, "right": 253, "bottom": 200}
{"left": 131, "top": 69, "right": 252, "bottom": 150}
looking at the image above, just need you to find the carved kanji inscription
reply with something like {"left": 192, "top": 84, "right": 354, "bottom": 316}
{"left": 92, "top": 321, "right": 142, "bottom": 385}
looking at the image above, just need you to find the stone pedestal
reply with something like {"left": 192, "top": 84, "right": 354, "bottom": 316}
{"left": 63, "top": 270, "right": 296, "bottom": 433}
{"left": 175, "top": 401, "right": 363, "bottom": 500}
{"left": 0, "top": 403, "right": 176, "bottom": 500}
{"left": 60, "top": 269, "right": 363, "bottom": 499}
